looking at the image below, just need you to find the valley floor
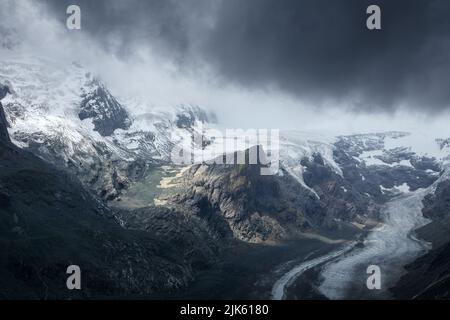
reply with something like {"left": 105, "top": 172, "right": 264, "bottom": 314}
{"left": 274, "top": 189, "right": 433, "bottom": 300}
{"left": 163, "top": 220, "right": 364, "bottom": 300}
{"left": 164, "top": 238, "right": 340, "bottom": 300}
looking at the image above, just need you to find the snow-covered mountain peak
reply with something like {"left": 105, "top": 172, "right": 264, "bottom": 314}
{"left": 0, "top": 58, "right": 216, "bottom": 199}
{"left": 78, "top": 76, "right": 131, "bottom": 136}
{"left": 0, "top": 59, "right": 88, "bottom": 119}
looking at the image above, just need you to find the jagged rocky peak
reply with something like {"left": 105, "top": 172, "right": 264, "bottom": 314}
{"left": 0, "top": 82, "right": 11, "bottom": 100}
{"left": 437, "top": 137, "right": 450, "bottom": 151}
{"left": 336, "top": 131, "right": 410, "bottom": 155}
{"left": 163, "top": 146, "right": 325, "bottom": 243}
{"left": 176, "top": 105, "right": 217, "bottom": 129}
{"left": 79, "top": 77, "right": 131, "bottom": 136}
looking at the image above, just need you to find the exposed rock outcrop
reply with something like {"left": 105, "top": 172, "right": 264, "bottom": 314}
{"left": 0, "top": 103, "right": 10, "bottom": 144}
{"left": 0, "top": 100, "right": 215, "bottom": 299}
{"left": 422, "top": 179, "right": 450, "bottom": 220}
{"left": 392, "top": 177, "right": 450, "bottom": 299}
{"left": 0, "top": 83, "right": 11, "bottom": 143}
{"left": 161, "top": 147, "right": 327, "bottom": 243}
{"left": 79, "top": 78, "right": 131, "bottom": 136}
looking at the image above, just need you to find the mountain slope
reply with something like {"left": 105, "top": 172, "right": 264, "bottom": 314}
{"left": 0, "top": 59, "right": 212, "bottom": 200}
{"left": 0, "top": 95, "right": 218, "bottom": 298}
{"left": 78, "top": 77, "right": 131, "bottom": 136}
{"left": 392, "top": 177, "right": 450, "bottom": 299}
{"left": 3, "top": 58, "right": 450, "bottom": 299}
{"left": 0, "top": 83, "right": 10, "bottom": 142}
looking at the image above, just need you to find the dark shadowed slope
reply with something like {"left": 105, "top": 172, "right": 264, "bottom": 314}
{"left": 0, "top": 99, "right": 217, "bottom": 299}
{"left": 392, "top": 179, "right": 450, "bottom": 299}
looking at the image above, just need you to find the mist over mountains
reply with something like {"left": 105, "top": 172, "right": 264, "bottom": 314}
{"left": 40, "top": 0, "right": 450, "bottom": 113}
{"left": 3, "top": 0, "right": 450, "bottom": 133}
{"left": 1, "top": 0, "right": 450, "bottom": 301}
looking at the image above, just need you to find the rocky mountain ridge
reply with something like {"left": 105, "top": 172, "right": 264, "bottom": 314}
{"left": 2, "top": 59, "right": 450, "bottom": 299}
{"left": 0, "top": 87, "right": 220, "bottom": 299}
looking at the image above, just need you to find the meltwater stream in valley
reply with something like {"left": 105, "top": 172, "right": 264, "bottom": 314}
{"left": 272, "top": 187, "right": 433, "bottom": 300}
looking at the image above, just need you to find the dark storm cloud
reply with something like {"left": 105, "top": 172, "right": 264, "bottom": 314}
{"left": 205, "top": 0, "right": 450, "bottom": 112}
{"left": 42, "top": 0, "right": 450, "bottom": 113}
{"left": 41, "top": 0, "right": 210, "bottom": 59}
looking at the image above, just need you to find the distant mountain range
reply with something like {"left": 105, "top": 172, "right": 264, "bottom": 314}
{"left": 1, "top": 58, "right": 450, "bottom": 299}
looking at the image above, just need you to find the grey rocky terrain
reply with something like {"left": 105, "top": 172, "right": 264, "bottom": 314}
{"left": 0, "top": 90, "right": 219, "bottom": 299}
{"left": 2, "top": 60, "right": 450, "bottom": 299}
{"left": 392, "top": 178, "right": 450, "bottom": 299}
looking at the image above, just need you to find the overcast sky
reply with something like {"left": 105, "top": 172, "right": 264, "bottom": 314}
{"left": 2, "top": 0, "right": 450, "bottom": 134}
